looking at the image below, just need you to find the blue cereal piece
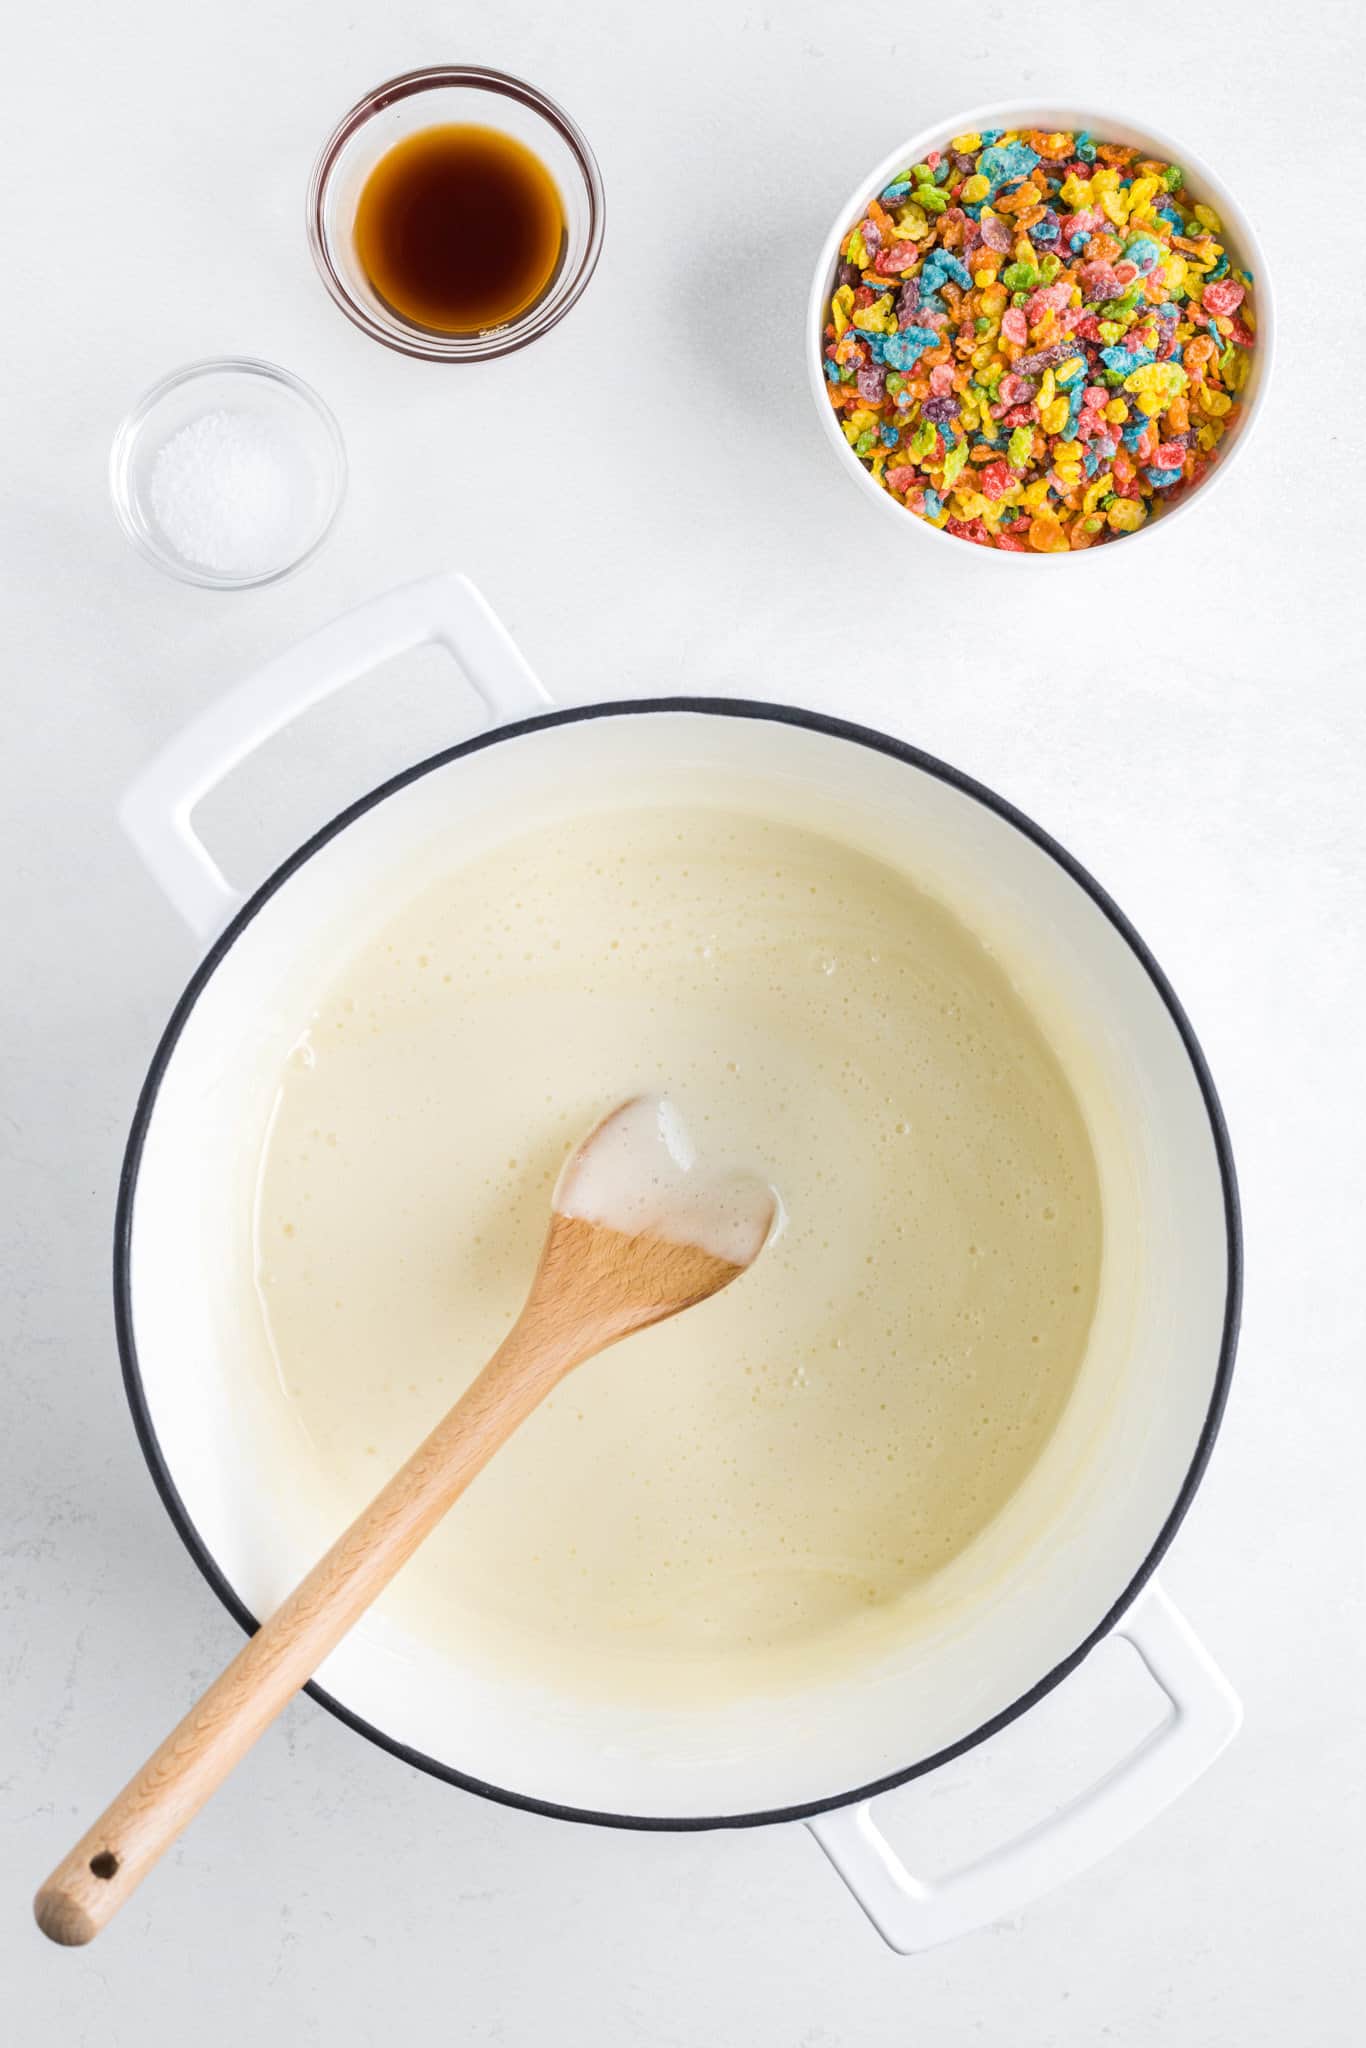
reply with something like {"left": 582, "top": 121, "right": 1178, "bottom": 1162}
{"left": 1099, "top": 344, "right": 1155, "bottom": 378}
{"left": 1069, "top": 230, "right": 1091, "bottom": 253}
{"left": 1075, "top": 132, "right": 1097, "bottom": 162}
{"left": 824, "top": 357, "right": 842, "bottom": 383}
{"left": 978, "top": 141, "right": 1040, "bottom": 192}
{"left": 881, "top": 423, "right": 900, "bottom": 447}
{"left": 1033, "top": 209, "right": 1061, "bottom": 242}
{"left": 923, "top": 487, "right": 943, "bottom": 518}
{"left": 882, "top": 326, "right": 940, "bottom": 372}
{"left": 881, "top": 180, "right": 912, "bottom": 202}
{"left": 1123, "top": 234, "right": 1161, "bottom": 274}
{"left": 1145, "top": 466, "right": 1181, "bottom": 488}
{"left": 921, "top": 248, "right": 973, "bottom": 292}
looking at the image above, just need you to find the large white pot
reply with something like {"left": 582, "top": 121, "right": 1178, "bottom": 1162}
{"left": 116, "top": 573, "right": 1241, "bottom": 1951}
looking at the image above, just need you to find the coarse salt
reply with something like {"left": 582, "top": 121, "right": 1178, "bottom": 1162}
{"left": 148, "top": 409, "right": 302, "bottom": 577}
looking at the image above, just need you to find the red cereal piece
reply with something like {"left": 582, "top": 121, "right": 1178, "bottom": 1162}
{"left": 885, "top": 465, "right": 919, "bottom": 494}
{"left": 1201, "top": 278, "right": 1245, "bottom": 315}
{"left": 1001, "top": 308, "right": 1028, "bottom": 345}
{"left": 998, "top": 372, "right": 1031, "bottom": 406}
{"left": 979, "top": 460, "right": 1014, "bottom": 500}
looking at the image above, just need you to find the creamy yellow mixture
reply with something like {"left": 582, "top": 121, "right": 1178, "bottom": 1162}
{"left": 253, "top": 804, "right": 1102, "bottom": 1700}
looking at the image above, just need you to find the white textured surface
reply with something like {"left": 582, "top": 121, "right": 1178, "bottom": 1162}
{"left": 2, "top": 1, "right": 1363, "bottom": 2039}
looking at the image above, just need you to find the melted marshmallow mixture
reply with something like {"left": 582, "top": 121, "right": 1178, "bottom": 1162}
{"left": 253, "top": 804, "right": 1102, "bottom": 1700}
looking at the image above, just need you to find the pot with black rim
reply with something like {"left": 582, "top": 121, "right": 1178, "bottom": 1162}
{"left": 113, "top": 572, "right": 1239, "bottom": 1951}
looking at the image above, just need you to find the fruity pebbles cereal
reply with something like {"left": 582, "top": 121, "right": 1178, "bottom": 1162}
{"left": 822, "top": 128, "right": 1256, "bottom": 551}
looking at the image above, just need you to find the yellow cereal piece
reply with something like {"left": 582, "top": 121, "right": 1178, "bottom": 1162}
{"left": 1106, "top": 498, "right": 1145, "bottom": 533}
{"left": 981, "top": 283, "right": 1008, "bottom": 315}
{"left": 852, "top": 292, "right": 895, "bottom": 334}
{"left": 1098, "top": 320, "right": 1123, "bottom": 343}
{"left": 1028, "top": 513, "right": 1070, "bottom": 552}
{"left": 1200, "top": 388, "right": 1233, "bottom": 416}
{"left": 1083, "top": 474, "right": 1114, "bottom": 515}
{"left": 1101, "top": 188, "right": 1129, "bottom": 226}
{"left": 1125, "top": 361, "right": 1188, "bottom": 399}
{"left": 970, "top": 342, "right": 994, "bottom": 370}
{"left": 848, "top": 408, "right": 877, "bottom": 433}
{"left": 973, "top": 267, "right": 999, "bottom": 290}
{"left": 1060, "top": 172, "right": 1093, "bottom": 209}
{"left": 1193, "top": 202, "right": 1223, "bottom": 233}
{"left": 1128, "top": 175, "right": 1160, "bottom": 215}
{"left": 1196, "top": 420, "right": 1225, "bottom": 450}
{"left": 1104, "top": 397, "right": 1129, "bottom": 423}
{"left": 894, "top": 203, "right": 930, "bottom": 240}
{"left": 1136, "top": 390, "right": 1165, "bottom": 417}
{"left": 962, "top": 174, "right": 990, "bottom": 203}
{"left": 831, "top": 283, "right": 855, "bottom": 337}
{"left": 1014, "top": 235, "right": 1035, "bottom": 267}
{"left": 1223, "top": 350, "right": 1249, "bottom": 392}
{"left": 1040, "top": 396, "right": 1070, "bottom": 435}
{"left": 870, "top": 449, "right": 888, "bottom": 481}
{"left": 952, "top": 132, "right": 983, "bottom": 153}
{"left": 1021, "top": 478, "right": 1053, "bottom": 510}
{"left": 1091, "top": 166, "right": 1120, "bottom": 193}
{"left": 1037, "top": 368, "right": 1056, "bottom": 410}
{"left": 1055, "top": 439, "right": 1082, "bottom": 462}
{"left": 1056, "top": 357, "right": 1085, "bottom": 386}
{"left": 952, "top": 489, "right": 991, "bottom": 520}
{"left": 847, "top": 228, "right": 868, "bottom": 268}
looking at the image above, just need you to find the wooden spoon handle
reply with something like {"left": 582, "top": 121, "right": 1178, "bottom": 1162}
{"left": 34, "top": 1325, "right": 562, "bottom": 1946}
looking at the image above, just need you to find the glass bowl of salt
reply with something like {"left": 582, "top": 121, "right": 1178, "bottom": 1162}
{"left": 110, "top": 357, "right": 347, "bottom": 589}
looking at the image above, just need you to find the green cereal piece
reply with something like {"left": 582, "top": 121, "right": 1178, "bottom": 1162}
{"left": 1039, "top": 253, "right": 1062, "bottom": 283}
{"left": 909, "top": 419, "right": 937, "bottom": 460}
{"left": 1164, "top": 164, "right": 1184, "bottom": 190}
{"left": 855, "top": 429, "right": 877, "bottom": 456}
{"left": 942, "top": 442, "right": 969, "bottom": 487}
{"left": 918, "top": 186, "right": 949, "bottom": 214}
{"left": 974, "top": 316, "right": 991, "bottom": 333}
{"left": 1007, "top": 425, "right": 1033, "bottom": 470}
{"left": 1003, "top": 262, "right": 1038, "bottom": 291}
{"left": 910, "top": 162, "right": 935, "bottom": 184}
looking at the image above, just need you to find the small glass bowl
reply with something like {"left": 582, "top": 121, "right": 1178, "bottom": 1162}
{"left": 110, "top": 358, "right": 347, "bottom": 590}
{"left": 308, "top": 65, "right": 605, "bottom": 361}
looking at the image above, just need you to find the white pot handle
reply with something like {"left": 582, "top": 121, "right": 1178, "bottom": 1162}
{"left": 120, "top": 571, "right": 551, "bottom": 945}
{"left": 808, "top": 1582, "right": 1241, "bottom": 1953}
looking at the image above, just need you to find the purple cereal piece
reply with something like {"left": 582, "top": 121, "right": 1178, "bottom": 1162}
{"left": 1011, "top": 339, "right": 1080, "bottom": 378}
{"left": 857, "top": 365, "right": 887, "bottom": 402}
{"left": 895, "top": 279, "right": 920, "bottom": 325}
{"left": 837, "top": 260, "right": 860, "bottom": 288}
{"left": 861, "top": 217, "right": 882, "bottom": 253}
{"left": 922, "top": 395, "right": 959, "bottom": 423}
{"left": 980, "top": 213, "right": 1012, "bottom": 253}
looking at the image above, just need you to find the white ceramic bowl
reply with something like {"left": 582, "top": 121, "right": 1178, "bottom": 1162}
{"left": 806, "top": 102, "right": 1275, "bottom": 559}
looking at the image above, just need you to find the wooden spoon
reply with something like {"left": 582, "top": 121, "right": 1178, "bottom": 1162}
{"left": 35, "top": 1096, "right": 774, "bottom": 1946}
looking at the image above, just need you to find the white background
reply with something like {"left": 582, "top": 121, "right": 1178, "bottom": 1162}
{"left": 3, "top": 1, "right": 1363, "bottom": 2041}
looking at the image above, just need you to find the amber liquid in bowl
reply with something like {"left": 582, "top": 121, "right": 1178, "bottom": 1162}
{"left": 353, "top": 124, "right": 566, "bottom": 336}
